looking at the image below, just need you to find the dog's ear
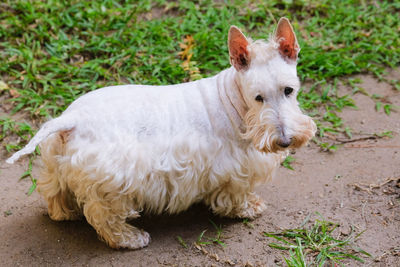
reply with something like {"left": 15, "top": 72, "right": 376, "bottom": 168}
{"left": 228, "top": 26, "right": 250, "bottom": 71}
{"left": 275, "top": 17, "right": 300, "bottom": 62}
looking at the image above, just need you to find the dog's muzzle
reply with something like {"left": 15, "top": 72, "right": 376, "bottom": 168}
{"left": 276, "top": 136, "right": 292, "bottom": 148}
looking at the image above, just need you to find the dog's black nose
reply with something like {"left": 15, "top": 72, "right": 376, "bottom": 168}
{"left": 277, "top": 137, "right": 292, "bottom": 148}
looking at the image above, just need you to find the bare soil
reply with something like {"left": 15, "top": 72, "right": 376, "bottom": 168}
{"left": 1, "top": 70, "right": 399, "bottom": 266}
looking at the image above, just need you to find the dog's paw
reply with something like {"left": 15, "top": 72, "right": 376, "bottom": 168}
{"left": 235, "top": 194, "right": 267, "bottom": 219}
{"left": 48, "top": 210, "right": 81, "bottom": 221}
{"left": 109, "top": 229, "right": 151, "bottom": 250}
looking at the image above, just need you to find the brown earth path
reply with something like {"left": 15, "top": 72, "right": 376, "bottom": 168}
{"left": 1, "top": 70, "right": 399, "bottom": 266}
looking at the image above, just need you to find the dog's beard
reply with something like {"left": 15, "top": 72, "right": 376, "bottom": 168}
{"left": 242, "top": 107, "right": 280, "bottom": 153}
{"left": 242, "top": 106, "right": 316, "bottom": 153}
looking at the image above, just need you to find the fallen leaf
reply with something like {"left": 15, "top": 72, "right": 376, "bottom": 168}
{"left": 9, "top": 89, "right": 20, "bottom": 98}
{"left": 0, "top": 81, "right": 9, "bottom": 91}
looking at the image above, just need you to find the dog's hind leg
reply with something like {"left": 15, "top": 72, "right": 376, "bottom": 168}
{"left": 39, "top": 133, "right": 81, "bottom": 221}
{"left": 82, "top": 198, "right": 150, "bottom": 249}
{"left": 45, "top": 189, "right": 81, "bottom": 221}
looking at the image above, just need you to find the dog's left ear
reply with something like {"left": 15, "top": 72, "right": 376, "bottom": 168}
{"left": 275, "top": 17, "right": 300, "bottom": 62}
{"left": 228, "top": 26, "right": 250, "bottom": 71}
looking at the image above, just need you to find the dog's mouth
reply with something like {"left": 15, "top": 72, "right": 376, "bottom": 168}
{"left": 276, "top": 134, "right": 292, "bottom": 148}
{"left": 259, "top": 132, "right": 314, "bottom": 154}
{"left": 248, "top": 131, "right": 294, "bottom": 154}
{"left": 261, "top": 140, "right": 292, "bottom": 154}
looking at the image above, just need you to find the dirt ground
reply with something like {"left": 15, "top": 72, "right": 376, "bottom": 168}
{"left": 1, "top": 70, "right": 399, "bottom": 266}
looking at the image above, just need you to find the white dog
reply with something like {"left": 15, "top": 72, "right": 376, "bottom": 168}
{"left": 7, "top": 18, "right": 316, "bottom": 249}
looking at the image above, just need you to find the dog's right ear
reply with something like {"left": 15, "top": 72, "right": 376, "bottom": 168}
{"left": 228, "top": 26, "right": 250, "bottom": 71}
{"left": 275, "top": 17, "right": 300, "bottom": 62}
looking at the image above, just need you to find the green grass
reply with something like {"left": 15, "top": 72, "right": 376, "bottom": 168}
{"left": 195, "top": 219, "right": 226, "bottom": 248}
{"left": 264, "top": 213, "right": 371, "bottom": 266}
{"left": 19, "top": 155, "right": 37, "bottom": 195}
{"left": 282, "top": 155, "right": 295, "bottom": 170}
{"left": 242, "top": 218, "right": 255, "bottom": 229}
{"left": 1, "top": 0, "right": 399, "bottom": 132}
{"left": 176, "top": 235, "right": 189, "bottom": 249}
{"left": 0, "top": 117, "right": 35, "bottom": 152}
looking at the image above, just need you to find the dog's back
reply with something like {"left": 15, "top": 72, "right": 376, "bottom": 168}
{"left": 64, "top": 74, "right": 234, "bottom": 141}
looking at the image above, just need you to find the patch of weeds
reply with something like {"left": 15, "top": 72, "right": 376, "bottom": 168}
{"left": 0, "top": 117, "right": 38, "bottom": 194}
{"left": 312, "top": 138, "right": 338, "bottom": 152}
{"left": 375, "top": 130, "right": 393, "bottom": 138}
{"left": 176, "top": 235, "right": 188, "bottom": 248}
{"left": 347, "top": 78, "right": 399, "bottom": 116}
{"left": 282, "top": 155, "right": 295, "bottom": 170}
{"left": 372, "top": 94, "right": 398, "bottom": 115}
{"left": 242, "top": 218, "right": 254, "bottom": 229}
{"left": 376, "top": 102, "right": 397, "bottom": 116}
{"left": 320, "top": 143, "right": 338, "bottom": 152}
{"left": 389, "top": 79, "right": 400, "bottom": 91}
{"left": 299, "top": 80, "right": 357, "bottom": 149}
{"left": 346, "top": 78, "right": 369, "bottom": 96}
{"left": 19, "top": 155, "right": 37, "bottom": 195}
{"left": 344, "top": 127, "right": 352, "bottom": 139}
{"left": 334, "top": 174, "right": 342, "bottom": 181}
{"left": 0, "top": 117, "right": 38, "bottom": 193}
{"left": 0, "top": 117, "right": 35, "bottom": 152}
{"left": 283, "top": 238, "right": 308, "bottom": 267}
{"left": 196, "top": 219, "right": 226, "bottom": 248}
{"left": 264, "top": 213, "right": 371, "bottom": 266}
{"left": 4, "top": 210, "right": 12, "bottom": 217}
{"left": 0, "top": 117, "right": 40, "bottom": 193}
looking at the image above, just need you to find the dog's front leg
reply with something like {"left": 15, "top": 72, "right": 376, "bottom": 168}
{"left": 205, "top": 182, "right": 267, "bottom": 219}
{"left": 83, "top": 199, "right": 150, "bottom": 249}
{"left": 233, "top": 192, "right": 267, "bottom": 219}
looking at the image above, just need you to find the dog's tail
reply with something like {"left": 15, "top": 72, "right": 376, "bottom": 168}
{"left": 6, "top": 114, "right": 76, "bottom": 164}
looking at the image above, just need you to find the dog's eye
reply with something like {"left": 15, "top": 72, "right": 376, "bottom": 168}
{"left": 255, "top": 95, "right": 264, "bottom": 102}
{"left": 284, "top": 87, "right": 293, "bottom": 97}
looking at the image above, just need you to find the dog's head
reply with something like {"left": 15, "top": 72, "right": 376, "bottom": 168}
{"left": 228, "top": 18, "right": 316, "bottom": 153}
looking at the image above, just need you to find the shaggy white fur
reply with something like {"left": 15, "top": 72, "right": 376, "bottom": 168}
{"left": 7, "top": 18, "right": 316, "bottom": 249}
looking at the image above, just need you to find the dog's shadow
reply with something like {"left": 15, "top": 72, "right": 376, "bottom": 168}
{"left": 133, "top": 203, "right": 238, "bottom": 246}
{"left": 3, "top": 203, "right": 246, "bottom": 266}
{"left": 40, "top": 203, "right": 239, "bottom": 251}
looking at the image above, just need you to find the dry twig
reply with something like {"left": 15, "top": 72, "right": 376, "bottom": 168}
{"left": 349, "top": 177, "right": 399, "bottom": 194}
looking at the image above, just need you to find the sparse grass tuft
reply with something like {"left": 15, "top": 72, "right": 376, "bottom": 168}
{"left": 0, "top": 117, "right": 35, "bottom": 152}
{"left": 242, "top": 218, "right": 255, "bottom": 229}
{"left": 264, "top": 213, "right": 371, "bottom": 266}
{"left": 376, "top": 130, "right": 393, "bottom": 138}
{"left": 19, "top": 155, "right": 37, "bottom": 195}
{"left": 195, "top": 219, "right": 226, "bottom": 248}
{"left": 0, "top": 117, "right": 37, "bottom": 193}
{"left": 176, "top": 235, "right": 188, "bottom": 249}
{"left": 282, "top": 155, "right": 295, "bottom": 170}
